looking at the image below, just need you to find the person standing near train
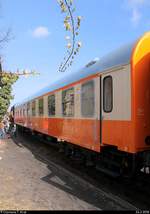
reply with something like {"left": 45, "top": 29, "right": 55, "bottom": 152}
{"left": 9, "top": 114, "right": 17, "bottom": 137}
{"left": 3, "top": 114, "right": 10, "bottom": 134}
{"left": 0, "top": 120, "right": 5, "bottom": 139}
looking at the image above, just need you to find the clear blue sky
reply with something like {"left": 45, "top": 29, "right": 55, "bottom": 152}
{"left": 1, "top": 0, "right": 150, "bottom": 106}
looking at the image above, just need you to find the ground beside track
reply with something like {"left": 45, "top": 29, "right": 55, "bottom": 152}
{"left": 0, "top": 135, "right": 136, "bottom": 210}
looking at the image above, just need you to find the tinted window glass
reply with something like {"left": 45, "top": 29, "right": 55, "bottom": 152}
{"left": 81, "top": 81, "right": 95, "bottom": 117}
{"left": 39, "top": 98, "right": 44, "bottom": 116}
{"left": 62, "top": 88, "right": 74, "bottom": 117}
{"left": 48, "top": 95, "right": 55, "bottom": 116}
{"left": 32, "top": 101, "right": 36, "bottom": 116}
{"left": 27, "top": 103, "right": 30, "bottom": 116}
{"left": 103, "top": 76, "right": 113, "bottom": 113}
{"left": 23, "top": 108, "right": 25, "bottom": 117}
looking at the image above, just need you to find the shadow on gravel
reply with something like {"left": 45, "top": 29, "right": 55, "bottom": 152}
{"left": 41, "top": 166, "right": 104, "bottom": 210}
{"left": 11, "top": 135, "right": 105, "bottom": 210}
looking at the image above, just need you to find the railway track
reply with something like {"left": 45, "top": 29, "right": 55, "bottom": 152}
{"left": 12, "top": 131, "right": 150, "bottom": 210}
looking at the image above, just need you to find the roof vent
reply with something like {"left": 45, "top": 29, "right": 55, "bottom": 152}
{"left": 85, "top": 58, "right": 99, "bottom": 68}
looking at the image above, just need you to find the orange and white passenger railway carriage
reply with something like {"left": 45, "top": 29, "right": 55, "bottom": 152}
{"left": 14, "top": 32, "right": 150, "bottom": 176}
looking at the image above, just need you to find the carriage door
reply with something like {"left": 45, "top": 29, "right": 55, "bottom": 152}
{"left": 100, "top": 75, "right": 113, "bottom": 145}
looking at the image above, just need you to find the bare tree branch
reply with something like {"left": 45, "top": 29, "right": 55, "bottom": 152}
{"left": 57, "top": 0, "right": 82, "bottom": 72}
{"left": 0, "top": 28, "right": 13, "bottom": 48}
{"left": 59, "top": 0, "right": 76, "bottom": 72}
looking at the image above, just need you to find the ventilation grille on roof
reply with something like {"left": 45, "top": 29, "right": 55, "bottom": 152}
{"left": 85, "top": 59, "right": 99, "bottom": 68}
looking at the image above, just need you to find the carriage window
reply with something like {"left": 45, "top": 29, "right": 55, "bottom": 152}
{"left": 103, "top": 76, "right": 113, "bottom": 113}
{"left": 21, "top": 108, "right": 23, "bottom": 117}
{"left": 27, "top": 103, "right": 30, "bottom": 116}
{"left": 48, "top": 95, "right": 55, "bottom": 116}
{"left": 20, "top": 109, "right": 22, "bottom": 117}
{"left": 32, "top": 101, "right": 36, "bottom": 116}
{"left": 23, "top": 108, "right": 25, "bottom": 117}
{"left": 39, "top": 98, "right": 44, "bottom": 116}
{"left": 23, "top": 105, "right": 26, "bottom": 117}
{"left": 62, "top": 88, "right": 74, "bottom": 117}
{"left": 81, "top": 81, "right": 95, "bottom": 117}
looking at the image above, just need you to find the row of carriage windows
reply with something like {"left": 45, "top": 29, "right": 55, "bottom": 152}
{"left": 16, "top": 77, "right": 113, "bottom": 118}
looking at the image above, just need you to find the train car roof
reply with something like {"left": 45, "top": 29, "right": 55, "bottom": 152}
{"left": 16, "top": 40, "right": 136, "bottom": 106}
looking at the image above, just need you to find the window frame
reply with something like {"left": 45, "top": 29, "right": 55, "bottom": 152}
{"left": 103, "top": 75, "right": 113, "bottom": 113}
{"left": 23, "top": 108, "right": 25, "bottom": 117}
{"left": 20, "top": 109, "right": 22, "bottom": 117}
{"left": 48, "top": 94, "right": 56, "bottom": 117}
{"left": 81, "top": 80, "right": 95, "bottom": 118}
{"left": 62, "top": 87, "right": 74, "bottom": 117}
{"left": 27, "top": 102, "right": 30, "bottom": 117}
{"left": 32, "top": 100, "right": 36, "bottom": 117}
{"left": 38, "top": 98, "right": 44, "bottom": 116}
